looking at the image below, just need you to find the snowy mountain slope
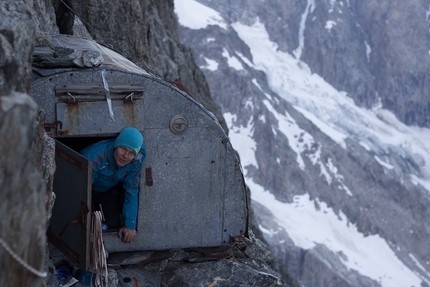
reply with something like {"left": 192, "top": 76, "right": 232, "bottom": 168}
{"left": 175, "top": 0, "right": 430, "bottom": 286}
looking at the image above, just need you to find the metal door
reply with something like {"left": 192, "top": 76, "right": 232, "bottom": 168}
{"left": 47, "top": 140, "right": 92, "bottom": 270}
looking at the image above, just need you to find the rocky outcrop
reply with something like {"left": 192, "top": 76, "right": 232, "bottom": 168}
{"left": 27, "top": 0, "right": 59, "bottom": 36}
{"left": 0, "top": 2, "right": 35, "bottom": 95}
{"left": 0, "top": 1, "right": 49, "bottom": 286}
{"left": 47, "top": 231, "right": 288, "bottom": 287}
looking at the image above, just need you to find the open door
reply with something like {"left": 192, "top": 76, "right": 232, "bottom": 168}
{"left": 47, "top": 139, "right": 92, "bottom": 271}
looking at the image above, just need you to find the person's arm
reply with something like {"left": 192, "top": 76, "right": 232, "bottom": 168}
{"left": 118, "top": 157, "right": 143, "bottom": 242}
{"left": 118, "top": 145, "right": 145, "bottom": 243}
{"left": 121, "top": 166, "right": 140, "bottom": 229}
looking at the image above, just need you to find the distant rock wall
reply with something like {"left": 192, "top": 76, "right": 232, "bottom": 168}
{"left": 177, "top": 0, "right": 430, "bottom": 285}
{"left": 351, "top": 0, "right": 430, "bottom": 127}
{"left": 198, "top": 0, "right": 430, "bottom": 128}
{"left": 302, "top": 0, "right": 430, "bottom": 128}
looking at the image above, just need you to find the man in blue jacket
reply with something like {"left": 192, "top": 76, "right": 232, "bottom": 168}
{"left": 81, "top": 127, "right": 146, "bottom": 243}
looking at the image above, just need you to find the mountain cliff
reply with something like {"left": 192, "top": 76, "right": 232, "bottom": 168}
{"left": 175, "top": 0, "right": 430, "bottom": 286}
{"left": 187, "top": 0, "right": 430, "bottom": 128}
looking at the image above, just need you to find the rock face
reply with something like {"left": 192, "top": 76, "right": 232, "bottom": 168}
{"left": 0, "top": 1, "right": 49, "bottom": 287}
{"left": 176, "top": 0, "right": 430, "bottom": 286}
{"left": 196, "top": 0, "right": 430, "bottom": 129}
{"left": 0, "top": 2, "right": 35, "bottom": 95}
{"left": 301, "top": 0, "right": 430, "bottom": 128}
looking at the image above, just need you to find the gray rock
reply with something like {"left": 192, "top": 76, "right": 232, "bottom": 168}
{"left": 161, "top": 260, "right": 283, "bottom": 287}
{"left": 300, "top": 244, "right": 380, "bottom": 287}
{"left": 31, "top": 110, "right": 56, "bottom": 226}
{"left": 116, "top": 267, "right": 159, "bottom": 287}
{"left": 107, "top": 251, "right": 153, "bottom": 266}
{"left": 0, "top": 91, "right": 46, "bottom": 287}
{"left": 0, "top": 1, "right": 48, "bottom": 287}
{"left": 107, "top": 268, "right": 119, "bottom": 287}
{"left": 72, "top": 50, "right": 104, "bottom": 67}
{"left": 72, "top": 17, "right": 92, "bottom": 40}
{"left": 0, "top": 1, "right": 35, "bottom": 94}
{"left": 26, "top": 0, "right": 59, "bottom": 35}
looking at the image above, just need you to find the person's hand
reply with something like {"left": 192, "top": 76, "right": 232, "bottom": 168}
{"left": 118, "top": 227, "right": 136, "bottom": 243}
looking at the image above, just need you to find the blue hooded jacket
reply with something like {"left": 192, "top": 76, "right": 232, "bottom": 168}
{"left": 81, "top": 139, "right": 146, "bottom": 229}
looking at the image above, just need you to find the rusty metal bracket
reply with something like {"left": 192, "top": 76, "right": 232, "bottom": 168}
{"left": 146, "top": 167, "right": 153, "bottom": 186}
{"left": 124, "top": 92, "right": 134, "bottom": 104}
{"left": 59, "top": 201, "right": 89, "bottom": 237}
{"left": 44, "top": 121, "right": 63, "bottom": 134}
{"left": 67, "top": 92, "right": 78, "bottom": 106}
{"left": 230, "top": 235, "right": 248, "bottom": 252}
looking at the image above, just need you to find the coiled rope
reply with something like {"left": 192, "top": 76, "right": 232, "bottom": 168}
{"left": 90, "top": 211, "right": 108, "bottom": 287}
{"left": 0, "top": 237, "right": 47, "bottom": 278}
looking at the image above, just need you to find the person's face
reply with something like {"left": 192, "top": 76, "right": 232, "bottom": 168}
{"left": 114, "top": 146, "right": 135, "bottom": 167}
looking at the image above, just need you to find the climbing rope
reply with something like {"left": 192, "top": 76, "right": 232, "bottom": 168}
{"left": 0, "top": 236, "right": 47, "bottom": 278}
{"left": 90, "top": 211, "right": 108, "bottom": 287}
{"left": 59, "top": 0, "right": 93, "bottom": 29}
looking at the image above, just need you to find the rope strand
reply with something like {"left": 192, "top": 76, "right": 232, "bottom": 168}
{"left": 0, "top": 237, "right": 47, "bottom": 278}
{"left": 90, "top": 211, "right": 108, "bottom": 287}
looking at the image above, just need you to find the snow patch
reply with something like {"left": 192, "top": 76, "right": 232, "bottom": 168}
{"left": 231, "top": 19, "right": 430, "bottom": 192}
{"left": 294, "top": 0, "right": 316, "bottom": 59}
{"left": 294, "top": 105, "right": 347, "bottom": 149}
{"left": 426, "top": 5, "right": 430, "bottom": 29}
{"left": 329, "top": 0, "right": 336, "bottom": 13}
{"left": 259, "top": 114, "right": 266, "bottom": 124}
{"left": 365, "top": 40, "right": 372, "bottom": 62}
{"left": 325, "top": 20, "right": 337, "bottom": 30}
{"left": 252, "top": 78, "right": 263, "bottom": 92}
{"left": 224, "top": 112, "right": 258, "bottom": 170}
{"left": 248, "top": 180, "right": 423, "bottom": 287}
{"left": 236, "top": 52, "right": 254, "bottom": 67}
{"left": 222, "top": 49, "right": 244, "bottom": 70}
{"left": 374, "top": 155, "right": 394, "bottom": 170}
{"left": 174, "top": 0, "right": 227, "bottom": 30}
{"left": 262, "top": 99, "right": 313, "bottom": 170}
{"left": 259, "top": 224, "right": 279, "bottom": 237}
{"left": 201, "top": 57, "right": 219, "bottom": 71}
{"left": 326, "top": 158, "right": 353, "bottom": 196}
